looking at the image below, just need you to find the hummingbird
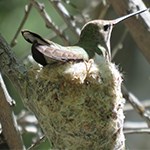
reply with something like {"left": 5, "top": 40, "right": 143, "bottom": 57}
{"left": 22, "top": 8, "right": 149, "bottom": 66}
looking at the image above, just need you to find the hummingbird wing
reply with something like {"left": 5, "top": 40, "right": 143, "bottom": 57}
{"left": 35, "top": 44, "right": 88, "bottom": 62}
{"left": 22, "top": 30, "right": 88, "bottom": 63}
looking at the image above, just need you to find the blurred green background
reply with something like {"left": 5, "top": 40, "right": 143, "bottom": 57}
{"left": 0, "top": 0, "right": 150, "bottom": 149}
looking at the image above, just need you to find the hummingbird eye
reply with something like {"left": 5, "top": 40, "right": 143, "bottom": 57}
{"left": 103, "top": 24, "right": 110, "bottom": 31}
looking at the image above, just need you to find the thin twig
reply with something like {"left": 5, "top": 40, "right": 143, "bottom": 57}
{"left": 62, "top": 0, "right": 87, "bottom": 24}
{"left": 111, "top": 29, "right": 128, "bottom": 60}
{"left": 49, "top": 0, "right": 80, "bottom": 38}
{"left": 0, "top": 74, "right": 24, "bottom": 149}
{"left": 124, "top": 121, "right": 148, "bottom": 129}
{"left": 124, "top": 128, "right": 150, "bottom": 134}
{"left": 97, "top": 2, "right": 110, "bottom": 19}
{"left": 10, "top": 3, "right": 33, "bottom": 47}
{"left": 122, "top": 85, "right": 150, "bottom": 127}
{"left": 124, "top": 99, "right": 150, "bottom": 111}
{"left": 27, "top": 135, "right": 46, "bottom": 150}
{"left": 30, "top": 0, "right": 69, "bottom": 45}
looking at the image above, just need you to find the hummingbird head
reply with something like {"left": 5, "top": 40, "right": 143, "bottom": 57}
{"left": 79, "top": 20, "right": 114, "bottom": 60}
{"left": 78, "top": 8, "right": 149, "bottom": 61}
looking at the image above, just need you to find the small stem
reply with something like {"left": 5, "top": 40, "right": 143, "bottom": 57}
{"left": 10, "top": 3, "right": 33, "bottom": 47}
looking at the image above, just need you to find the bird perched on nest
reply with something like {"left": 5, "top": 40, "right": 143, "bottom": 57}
{"left": 22, "top": 8, "right": 149, "bottom": 150}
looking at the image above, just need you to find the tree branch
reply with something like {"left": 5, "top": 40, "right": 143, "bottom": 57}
{"left": 109, "top": 0, "right": 150, "bottom": 63}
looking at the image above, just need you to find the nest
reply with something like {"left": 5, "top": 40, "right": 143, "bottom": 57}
{"left": 25, "top": 58, "right": 125, "bottom": 149}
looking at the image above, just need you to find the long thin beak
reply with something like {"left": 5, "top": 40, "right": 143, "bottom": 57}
{"left": 112, "top": 8, "right": 149, "bottom": 25}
